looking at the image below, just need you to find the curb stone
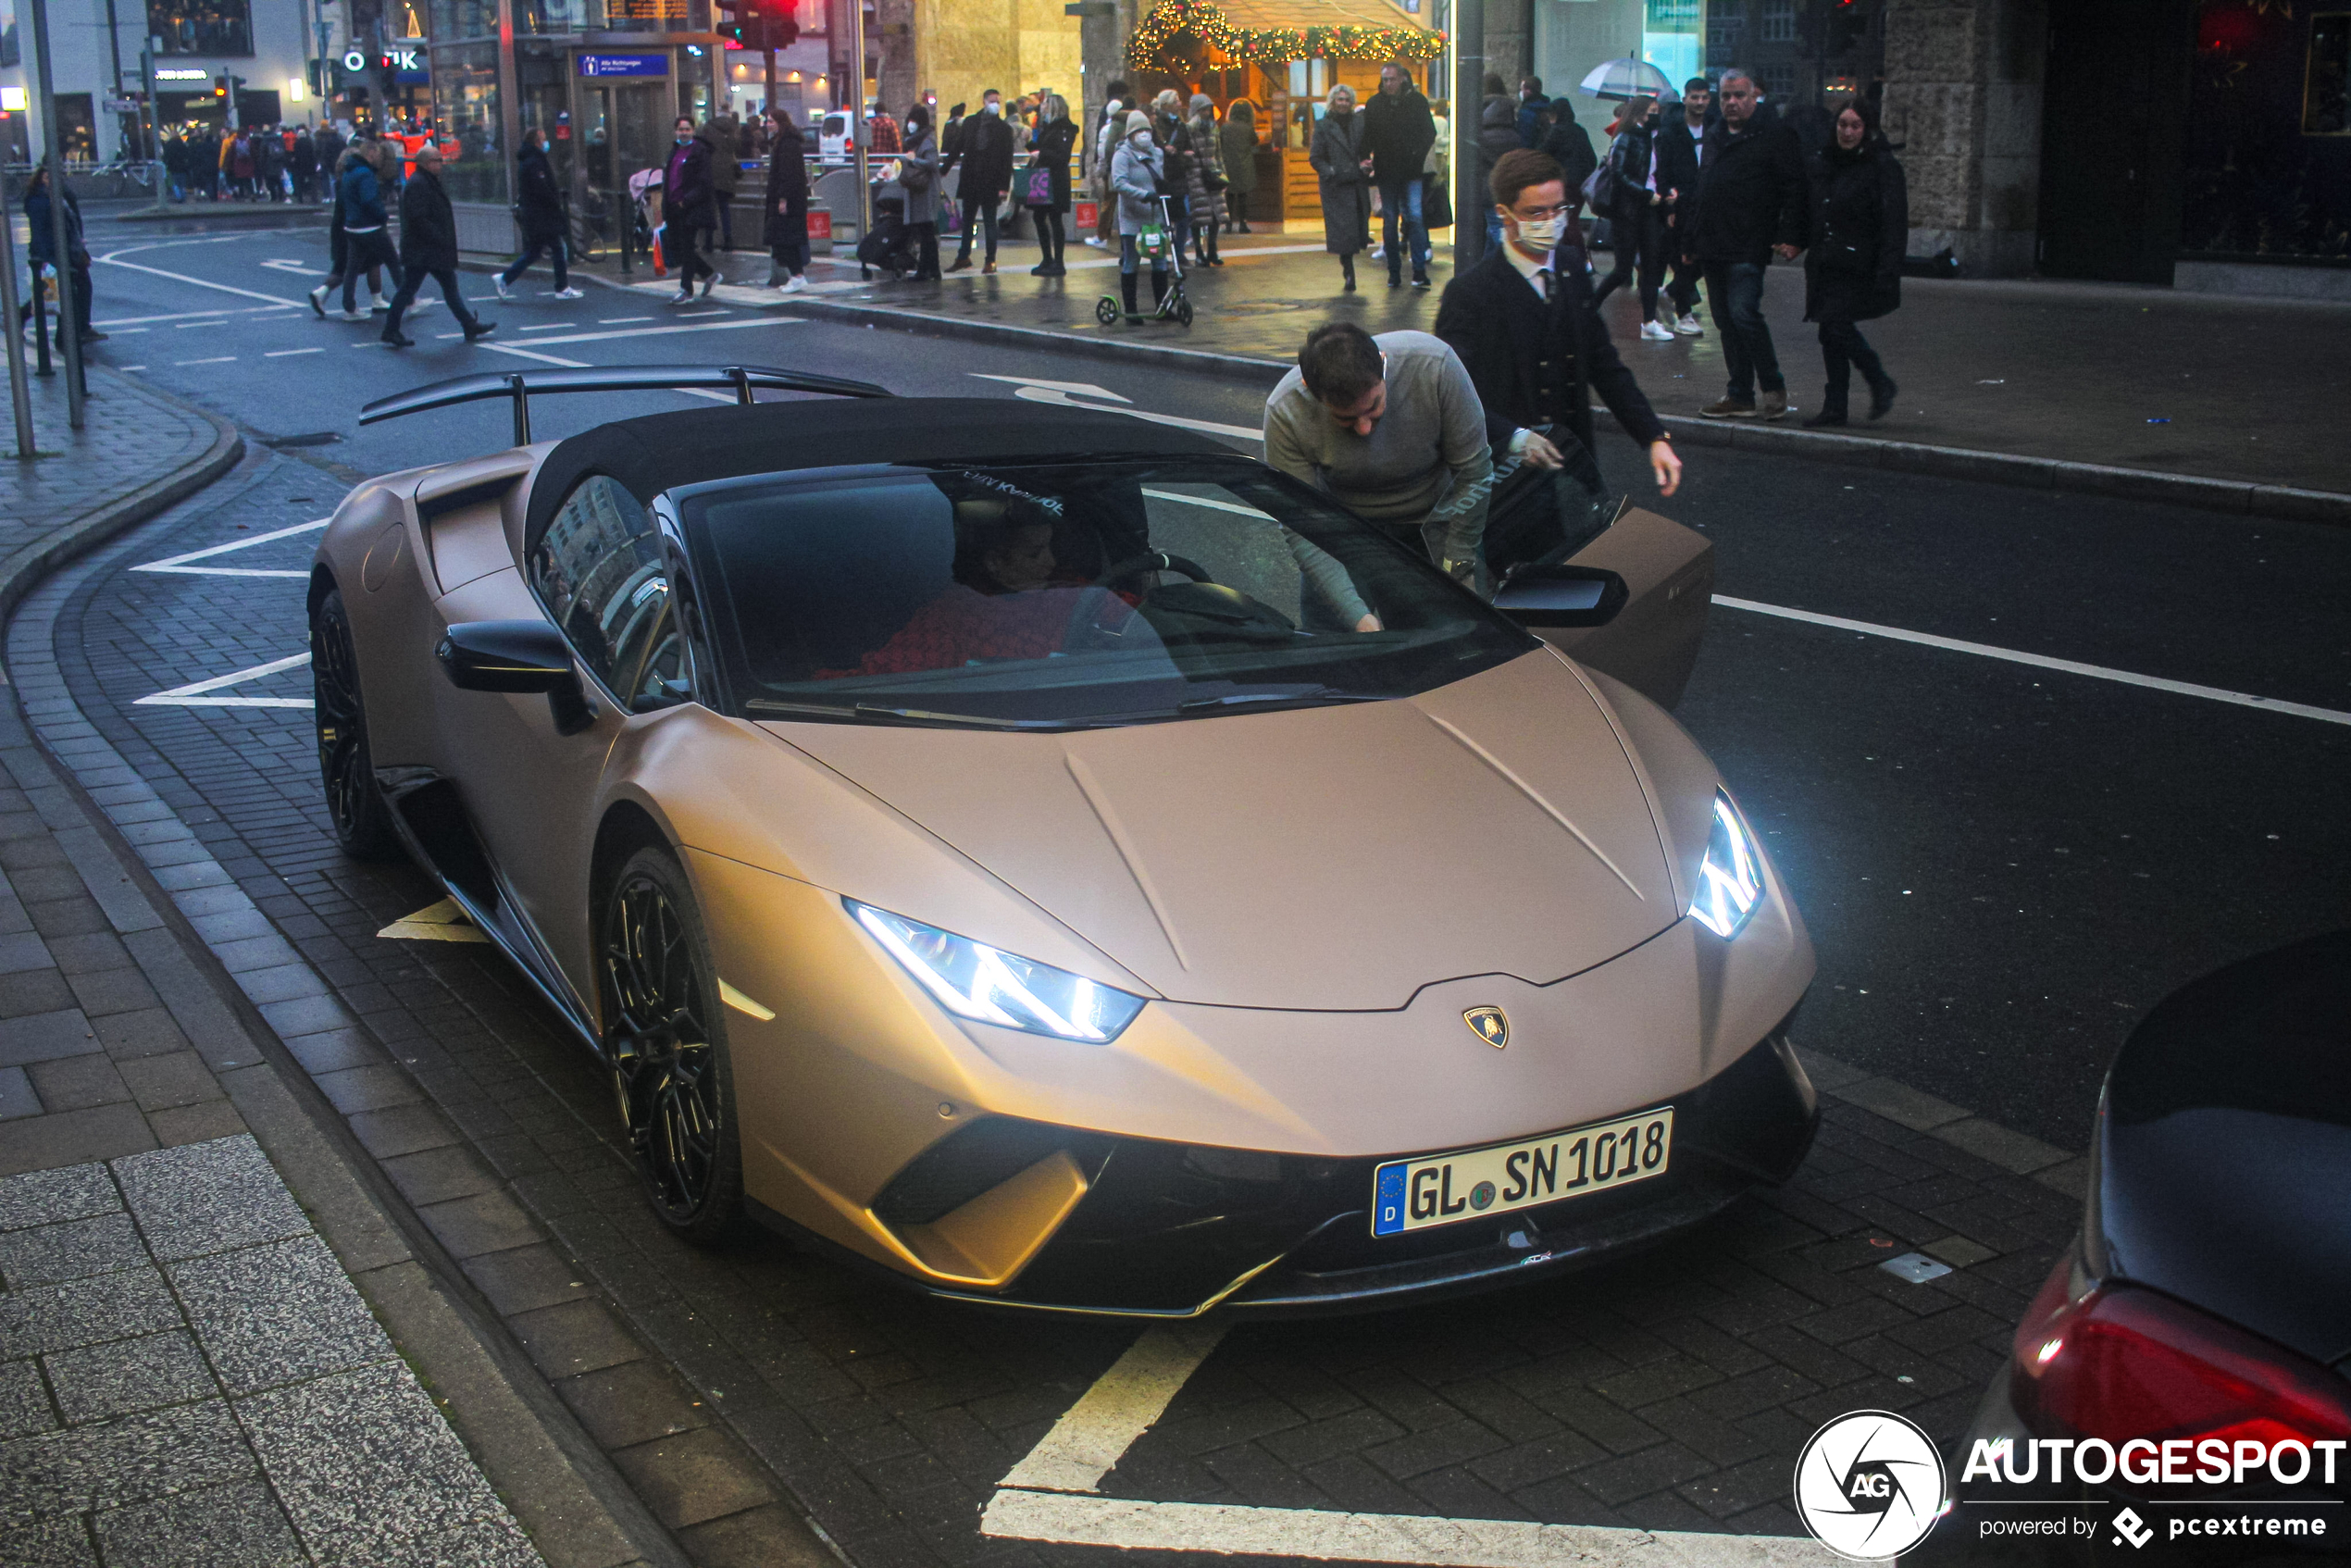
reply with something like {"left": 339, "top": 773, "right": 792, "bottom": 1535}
{"left": 0, "top": 441, "right": 690, "bottom": 1568}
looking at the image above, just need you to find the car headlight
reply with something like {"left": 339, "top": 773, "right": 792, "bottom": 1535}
{"left": 1688, "top": 790, "right": 1765, "bottom": 940}
{"left": 847, "top": 900, "right": 1147, "bottom": 1043}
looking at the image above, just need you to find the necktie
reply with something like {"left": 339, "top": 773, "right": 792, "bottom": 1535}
{"left": 1539, "top": 268, "right": 1555, "bottom": 304}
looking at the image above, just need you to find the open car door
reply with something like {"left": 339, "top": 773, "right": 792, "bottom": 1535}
{"left": 1483, "top": 442, "right": 1713, "bottom": 710}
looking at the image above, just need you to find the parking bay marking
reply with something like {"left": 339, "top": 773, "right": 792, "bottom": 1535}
{"left": 1714, "top": 596, "right": 2351, "bottom": 728}
{"left": 133, "top": 653, "right": 312, "bottom": 710}
{"left": 133, "top": 516, "right": 330, "bottom": 579}
{"left": 981, "top": 1323, "right": 1835, "bottom": 1566}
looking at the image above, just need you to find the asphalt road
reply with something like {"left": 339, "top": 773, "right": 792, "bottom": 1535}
{"left": 36, "top": 217, "right": 2346, "bottom": 1563}
{"left": 81, "top": 218, "right": 2350, "bottom": 1150}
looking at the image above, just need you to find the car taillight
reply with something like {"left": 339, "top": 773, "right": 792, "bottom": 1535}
{"left": 2010, "top": 1262, "right": 2351, "bottom": 1450}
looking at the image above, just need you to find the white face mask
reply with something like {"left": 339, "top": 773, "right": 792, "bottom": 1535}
{"left": 985, "top": 102, "right": 1001, "bottom": 116}
{"left": 1131, "top": 131, "right": 1153, "bottom": 148}
{"left": 1514, "top": 214, "right": 1566, "bottom": 251}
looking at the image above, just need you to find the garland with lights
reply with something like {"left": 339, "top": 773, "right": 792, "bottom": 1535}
{"left": 1126, "top": 0, "right": 1444, "bottom": 67}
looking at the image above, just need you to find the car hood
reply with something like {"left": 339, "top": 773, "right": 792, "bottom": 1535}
{"left": 2096, "top": 930, "right": 2351, "bottom": 1367}
{"left": 762, "top": 650, "right": 1679, "bottom": 1010}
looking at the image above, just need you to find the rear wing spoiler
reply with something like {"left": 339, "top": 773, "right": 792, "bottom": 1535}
{"left": 357, "top": 365, "right": 894, "bottom": 446}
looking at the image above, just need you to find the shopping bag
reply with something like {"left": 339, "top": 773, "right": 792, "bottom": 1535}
{"left": 1075, "top": 198, "right": 1100, "bottom": 229}
{"left": 1024, "top": 165, "right": 1053, "bottom": 206}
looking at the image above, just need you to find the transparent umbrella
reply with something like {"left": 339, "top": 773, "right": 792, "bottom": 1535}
{"left": 1577, "top": 57, "right": 1675, "bottom": 102}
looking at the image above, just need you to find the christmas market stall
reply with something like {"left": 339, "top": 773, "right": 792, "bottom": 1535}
{"left": 1125, "top": 0, "right": 1444, "bottom": 226}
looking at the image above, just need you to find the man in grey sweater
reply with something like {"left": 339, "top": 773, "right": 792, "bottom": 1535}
{"left": 1263, "top": 324, "right": 1495, "bottom": 586}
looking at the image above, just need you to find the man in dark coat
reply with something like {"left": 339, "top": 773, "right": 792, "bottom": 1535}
{"left": 1534, "top": 100, "right": 1597, "bottom": 213}
{"left": 1515, "top": 77, "right": 1551, "bottom": 148}
{"left": 1684, "top": 68, "right": 1808, "bottom": 418}
{"left": 1652, "top": 76, "right": 1711, "bottom": 332}
{"left": 380, "top": 144, "right": 493, "bottom": 346}
{"left": 1435, "top": 147, "right": 1679, "bottom": 548}
{"left": 662, "top": 116, "right": 718, "bottom": 301}
{"left": 944, "top": 88, "right": 1014, "bottom": 273}
{"left": 1362, "top": 62, "right": 1437, "bottom": 289}
{"left": 498, "top": 128, "right": 578, "bottom": 298}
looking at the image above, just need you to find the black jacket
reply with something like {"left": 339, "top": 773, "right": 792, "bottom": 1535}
{"left": 1362, "top": 84, "right": 1436, "bottom": 183}
{"left": 1654, "top": 116, "right": 1703, "bottom": 228}
{"left": 949, "top": 109, "right": 1014, "bottom": 200}
{"left": 665, "top": 133, "right": 716, "bottom": 225}
{"left": 1536, "top": 117, "right": 1597, "bottom": 204}
{"left": 398, "top": 167, "right": 459, "bottom": 269}
{"left": 1803, "top": 142, "right": 1907, "bottom": 323}
{"left": 765, "top": 137, "right": 809, "bottom": 249}
{"left": 1686, "top": 118, "right": 1807, "bottom": 265}
{"left": 514, "top": 143, "right": 565, "bottom": 240}
{"left": 1434, "top": 243, "right": 1668, "bottom": 464}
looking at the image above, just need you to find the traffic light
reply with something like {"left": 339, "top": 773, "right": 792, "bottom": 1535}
{"left": 214, "top": 74, "right": 229, "bottom": 98}
{"left": 715, "top": 0, "right": 799, "bottom": 51}
{"left": 1828, "top": 0, "right": 1869, "bottom": 54}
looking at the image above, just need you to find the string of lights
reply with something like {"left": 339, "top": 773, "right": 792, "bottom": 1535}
{"left": 1125, "top": 0, "right": 1445, "bottom": 67}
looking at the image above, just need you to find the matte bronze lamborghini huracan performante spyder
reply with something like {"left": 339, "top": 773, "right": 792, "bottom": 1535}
{"left": 314, "top": 366, "right": 1819, "bottom": 1315}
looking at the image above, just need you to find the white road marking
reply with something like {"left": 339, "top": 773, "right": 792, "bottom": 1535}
{"left": 134, "top": 653, "right": 313, "bottom": 710}
{"left": 119, "top": 365, "right": 146, "bottom": 371}
{"left": 969, "top": 374, "right": 1261, "bottom": 442}
{"left": 257, "top": 259, "right": 313, "bottom": 272}
{"left": 264, "top": 347, "right": 324, "bottom": 357}
{"left": 377, "top": 897, "right": 491, "bottom": 943}
{"left": 134, "top": 516, "right": 330, "bottom": 578}
{"left": 467, "top": 339, "right": 739, "bottom": 404}
{"left": 493, "top": 317, "right": 795, "bottom": 348}
{"left": 598, "top": 316, "right": 653, "bottom": 323}
{"left": 517, "top": 323, "right": 570, "bottom": 330}
{"left": 175, "top": 356, "right": 237, "bottom": 366}
{"left": 93, "top": 252, "right": 306, "bottom": 307}
{"left": 1715, "top": 596, "right": 2351, "bottom": 728}
{"left": 981, "top": 1322, "right": 1832, "bottom": 1565}
{"left": 1001, "top": 1324, "right": 1224, "bottom": 1493}
{"left": 95, "top": 305, "right": 280, "bottom": 327}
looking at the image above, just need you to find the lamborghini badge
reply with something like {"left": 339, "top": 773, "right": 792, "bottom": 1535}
{"left": 1464, "top": 1006, "right": 1509, "bottom": 1050}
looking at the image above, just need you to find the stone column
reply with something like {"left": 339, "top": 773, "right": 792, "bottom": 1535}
{"left": 1880, "top": 0, "right": 2045, "bottom": 277}
{"left": 878, "top": 0, "right": 916, "bottom": 119}
{"left": 1483, "top": 0, "right": 1531, "bottom": 95}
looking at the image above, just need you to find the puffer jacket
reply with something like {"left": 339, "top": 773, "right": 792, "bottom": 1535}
{"left": 1179, "top": 111, "right": 1225, "bottom": 206}
{"left": 1111, "top": 135, "right": 1166, "bottom": 236}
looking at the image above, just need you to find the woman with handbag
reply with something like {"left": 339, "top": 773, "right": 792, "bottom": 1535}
{"left": 1218, "top": 100, "right": 1259, "bottom": 233}
{"left": 900, "top": 103, "right": 944, "bottom": 281}
{"left": 764, "top": 106, "right": 812, "bottom": 292}
{"left": 1149, "top": 91, "right": 1194, "bottom": 264}
{"left": 1027, "top": 93, "right": 1079, "bottom": 277}
{"left": 1183, "top": 93, "right": 1225, "bottom": 266}
{"left": 1589, "top": 96, "right": 1677, "bottom": 342}
{"left": 1308, "top": 84, "right": 1372, "bottom": 292}
{"left": 1801, "top": 100, "right": 1906, "bottom": 426}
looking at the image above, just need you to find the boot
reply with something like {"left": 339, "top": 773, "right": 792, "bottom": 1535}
{"left": 1341, "top": 255, "right": 1356, "bottom": 293}
{"left": 1120, "top": 272, "right": 1139, "bottom": 319}
{"left": 1867, "top": 375, "right": 1898, "bottom": 421}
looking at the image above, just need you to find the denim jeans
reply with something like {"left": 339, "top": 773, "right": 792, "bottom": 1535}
{"left": 1377, "top": 176, "right": 1428, "bottom": 274}
{"left": 1702, "top": 260, "right": 1783, "bottom": 399}
{"left": 954, "top": 194, "right": 1000, "bottom": 262}
{"left": 502, "top": 234, "right": 569, "bottom": 292}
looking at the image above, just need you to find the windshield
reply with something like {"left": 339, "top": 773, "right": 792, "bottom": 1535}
{"left": 676, "top": 456, "right": 1541, "bottom": 729}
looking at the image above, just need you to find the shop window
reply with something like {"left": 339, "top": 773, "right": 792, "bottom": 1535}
{"left": 431, "top": 42, "right": 508, "bottom": 203}
{"left": 1707, "top": 0, "right": 1745, "bottom": 48}
{"left": 429, "top": 0, "right": 497, "bottom": 41}
{"left": 147, "top": 0, "right": 251, "bottom": 56}
{"left": 1760, "top": 61, "right": 1796, "bottom": 98}
{"left": 2309, "top": 13, "right": 2349, "bottom": 133}
{"left": 1759, "top": 0, "right": 1794, "bottom": 44}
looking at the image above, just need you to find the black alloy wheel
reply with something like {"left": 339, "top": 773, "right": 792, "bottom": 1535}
{"left": 310, "top": 588, "right": 404, "bottom": 861}
{"left": 600, "top": 846, "right": 743, "bottom": 1241}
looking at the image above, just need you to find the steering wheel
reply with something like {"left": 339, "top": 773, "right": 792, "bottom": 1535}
{"left": 1093, "top": 551, "right": 1215, "bottom": 592}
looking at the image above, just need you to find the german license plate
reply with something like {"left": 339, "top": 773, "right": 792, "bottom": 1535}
{"left": 1370, "top": 1108, "right": 1674, "bottom": 1237}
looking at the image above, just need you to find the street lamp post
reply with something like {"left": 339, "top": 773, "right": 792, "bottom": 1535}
{"left": 0, "top": 172, "right": 38, "bottom": 460}
{"left": 27, "top": 0, "right": 85, "bottom": 429}
{"left": 1453, "top": 0, "right": 1484, "bottom": 269}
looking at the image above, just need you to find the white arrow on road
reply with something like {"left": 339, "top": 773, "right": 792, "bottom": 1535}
{"left": 968, "top": 373, "right": 1261, "bottom": 442}
{"left": 258, "top": 259, "right": 315, "bottom": 273}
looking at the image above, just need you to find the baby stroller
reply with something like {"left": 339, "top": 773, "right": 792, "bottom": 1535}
{"left": 1095, "top": 193, "right": 1192, "bottom": 328}
{"left": 857, "top": 194, "right": 919, "bottom": 280}
{"left": 626, "top": 167, "right": 665, "bottom": 271}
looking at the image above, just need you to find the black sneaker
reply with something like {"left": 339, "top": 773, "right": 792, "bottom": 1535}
{"left": 381, "top": 330, "right": 415, "bottom": 348}
{"left": 1411, "top": 272, "right": 1430, "bottom": 290}
{"left": 464, "top": 320, "right": 497, "bottom": 342}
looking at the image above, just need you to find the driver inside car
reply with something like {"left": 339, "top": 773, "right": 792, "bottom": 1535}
{"left": 820, "top": 498, "right": 1134, "bottom": 678}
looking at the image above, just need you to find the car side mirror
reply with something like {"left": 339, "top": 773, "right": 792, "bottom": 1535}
{"left": 437, "top": 619, "right": 598, "bottom": 735}
{"left": 1490, "top": 565, "right": 1628, "bottom": 628}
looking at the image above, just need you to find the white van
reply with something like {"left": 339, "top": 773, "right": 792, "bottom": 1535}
{"left": 819, "top": 111, "right": 854, "bottom": 162}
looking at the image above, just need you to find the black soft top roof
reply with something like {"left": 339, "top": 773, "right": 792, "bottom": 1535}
{"left": 525, "top": 397, "right": 1233, "bottom": 554}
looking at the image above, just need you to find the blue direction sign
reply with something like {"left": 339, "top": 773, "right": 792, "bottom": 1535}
{"left": 577, "top": 53, "right": 669, "bottom": 78}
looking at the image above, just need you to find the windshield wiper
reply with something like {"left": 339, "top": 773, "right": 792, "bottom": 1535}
{"left": 1174, "top": 690, "right": 1391, "bottom": 715}
{"left": 746, "top": 698, "right": 1075, "bottom": 730}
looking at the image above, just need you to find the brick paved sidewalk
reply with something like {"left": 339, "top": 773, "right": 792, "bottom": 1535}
{"left": 0, "top": 382, "right": 654, "bottom": 1567}
{"left": 570, "top": 230, "right": 2351, "bottom": 500}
